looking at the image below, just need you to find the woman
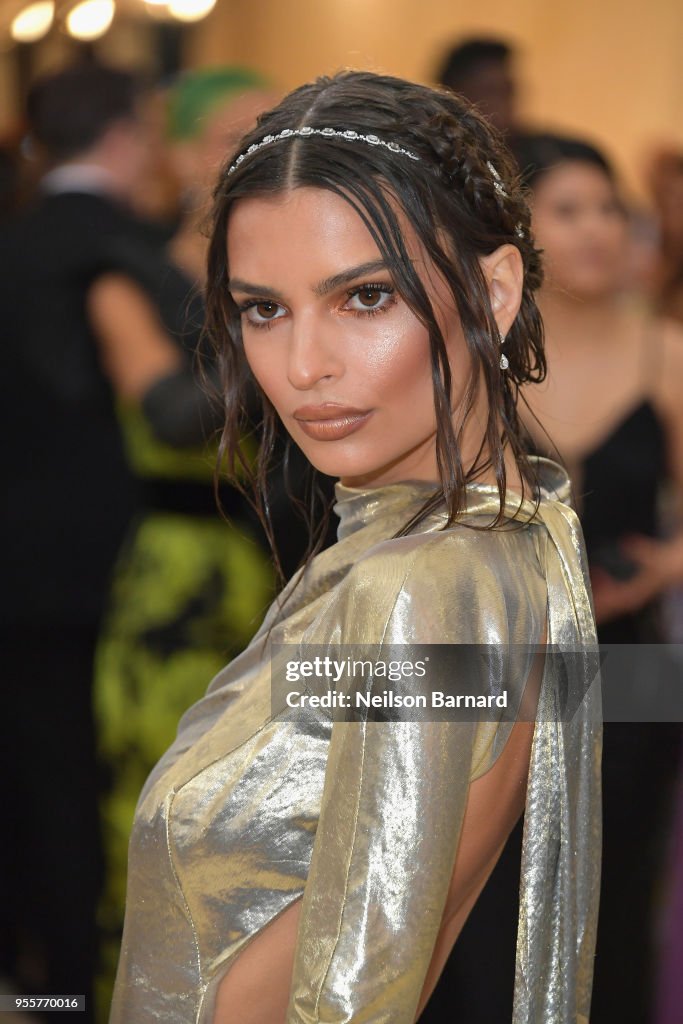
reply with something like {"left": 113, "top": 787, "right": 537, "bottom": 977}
{"left": 109, "top": 73, "right": 601, "bottom": 1024}
{"left": 648, "top": 146, "right": 683, "bottom": 327}
{"left": 516, "top": 133, "right": 683, "bottom": 1023}
{"left": 515, "top": 135, "right": 683, "bottom": 637}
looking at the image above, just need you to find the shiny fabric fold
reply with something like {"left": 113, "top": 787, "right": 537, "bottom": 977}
{"left": 509, "top": 483, "right": 602, "bottom": 1024}
{"left": 109, "top": 456, "right": 601, "bottom": 1024}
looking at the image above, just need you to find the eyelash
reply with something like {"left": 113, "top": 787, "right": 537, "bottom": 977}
{"left": 235, "top": 300, "right": 283, "bottom": 331}
{"left": 236, "top": 282, "right": 397, "bottom": 331}
{"left": 345, "top": 282, "right": 396, "bottom": 316}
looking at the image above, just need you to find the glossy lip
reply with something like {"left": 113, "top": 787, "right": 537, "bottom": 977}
{"left": 293, "top": 404, "right": 373, "bottom": 441}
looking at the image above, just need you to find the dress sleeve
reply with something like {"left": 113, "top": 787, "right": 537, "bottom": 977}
{"left": 285, "top": 532, "right": 547, "bottom": 1024}
{"left": 286, "top": 716, "right": 477, "bottom": 1024}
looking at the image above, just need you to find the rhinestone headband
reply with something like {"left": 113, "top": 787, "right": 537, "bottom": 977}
{"left": 227, "top": 126, "right": 420, "bottom": 175}
{"left": 227, "top": 126, "right": 525, "bottom": 240}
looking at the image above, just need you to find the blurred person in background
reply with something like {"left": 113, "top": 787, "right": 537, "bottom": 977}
{"left": 165, "top": 67, "right": 278, "bottom": 281}
{"left": 647, "top": 147, "right": 683, "bottom": 325}
{"left": 434, "top": 36, "right": 532, "bottom": 162}
{"left": 519, "top": 133, "right": 683, "bottom": 1024}
{"left": 0, "top": 63, "right": 163, "bottom": 1019}
{"left": 86, "top": 67, "right": 280, "bottom": 1009}
{"left": 0, "top": 142, "right": 21, "bottom": 220}
{"left": 516, "top": 135, "right": 683, "bottom": 640}
{"left": 645, "top": 146, "right": 683, "bottom": 1024}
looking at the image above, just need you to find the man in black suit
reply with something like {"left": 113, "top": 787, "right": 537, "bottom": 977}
{"left": 434, "top": 37, "right": 535, "bottom": 173}
{"left": 0, "top": 64, "right": 159, "bottom": 1019}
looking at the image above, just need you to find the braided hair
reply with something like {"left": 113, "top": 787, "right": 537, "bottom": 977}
{"left": 205, "top": 70, "right": 546, "bottom": 575}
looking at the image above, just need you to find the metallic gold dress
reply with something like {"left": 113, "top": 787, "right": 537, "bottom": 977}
{"left": 109, "top": 457, "right": 601, "bottom": 1024}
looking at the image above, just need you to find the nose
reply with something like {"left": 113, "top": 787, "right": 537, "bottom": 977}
{"left": 286, "top": 309, "right": 344, "bottom": 390}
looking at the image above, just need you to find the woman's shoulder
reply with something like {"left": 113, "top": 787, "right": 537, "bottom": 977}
{"left": 332, "top": 519, "right": 547, "bottom": 645}
{"left": 360, "top": 516, "right": 539, "bottom": 571}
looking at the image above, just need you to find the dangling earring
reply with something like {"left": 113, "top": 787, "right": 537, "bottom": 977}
{"left": 499, "top": 330, "right": 509, "bottom": 370}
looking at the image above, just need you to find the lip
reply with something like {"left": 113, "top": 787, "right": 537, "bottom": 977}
{"left": 293, "top": 404, "right": 373, "bottom": 441}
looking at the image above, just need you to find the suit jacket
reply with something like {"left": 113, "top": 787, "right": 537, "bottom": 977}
{"left": 0, "top": 190, "right": 166, "bottom": 626}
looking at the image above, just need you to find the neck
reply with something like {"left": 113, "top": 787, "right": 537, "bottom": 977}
{"left": 59, "top": 149, "right": 130, "bottom": 200}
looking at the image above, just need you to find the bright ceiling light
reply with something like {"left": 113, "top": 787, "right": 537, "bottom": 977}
{"left": 142, "top": 0, "right": 168, "bottom": 6}
{"left": 11, "top": 1, "right": 55, "bottom": 43}
{"left": 167, "top": 0, "right": 216, "bottom": 22}
{"left": 66, "top": 0, "right": 115, "bottom": 40}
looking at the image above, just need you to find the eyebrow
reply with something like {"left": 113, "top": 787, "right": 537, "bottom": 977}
{"left": 228, "top": 259, "right": 390, "bottom": 301}
{"left": 313, "top": 260, "right": 389, "bottom": 296}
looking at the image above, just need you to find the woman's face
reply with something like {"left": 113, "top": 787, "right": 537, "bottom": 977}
{"left": 227, "top": 186, "right": 472, "bottom": 487}
{"left": 530, "top": 161, "right": 627, "bottom": 299}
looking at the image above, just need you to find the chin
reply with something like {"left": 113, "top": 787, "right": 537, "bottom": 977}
{"left": 294, "top": 446, "right": 391, "bottom": 486}
{"left": 290, "top": 434, "right": 374, "bottom": 482}
{"left": 300, "top": 453, "right": 376, "bottom": 482}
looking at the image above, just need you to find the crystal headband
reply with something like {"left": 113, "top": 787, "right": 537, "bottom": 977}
{"left": 226, "top": 127, "right": 525, "bottom": 249}
{"left": 227, "top": 126, "right": 420, "bottom": 175}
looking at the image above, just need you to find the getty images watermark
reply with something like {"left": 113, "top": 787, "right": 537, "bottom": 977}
{"left": 271, "top": 643, "right": 683, "bottom": 723}
{"left": 283, "top": 654, "right": 509, "bottom": 712}
{"left": 271, "top": 643, "right": 600, "bottom": 724}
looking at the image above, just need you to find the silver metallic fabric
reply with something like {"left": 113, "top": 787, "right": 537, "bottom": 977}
{"left": 109, "top": 456, "right": 601, "bottom": 1023}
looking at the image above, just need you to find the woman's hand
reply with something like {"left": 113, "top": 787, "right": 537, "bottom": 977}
{"left": 589, "top": 533, "right": 683, "bottom": 624}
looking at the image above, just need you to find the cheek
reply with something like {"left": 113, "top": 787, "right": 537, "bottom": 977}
{"left": 605, "top": 218, "right": 628, "bottom": 254}
{"left": 535, "top": 220, "right": 582, "bottom": 280}
{"left": 357, "top": 311, "right": 433, "bottom": 396}
{"left": 242, "top": 338, "right": 283, "bottom": 407}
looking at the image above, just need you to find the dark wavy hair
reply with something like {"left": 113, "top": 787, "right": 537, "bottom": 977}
{"left": 26, "top": 64, "right": 140, "bottom": 163}
{"left": 513, "top": 132, "right": 616, "bottom": 191}
{"left": 205, "top": 70, "right": 546, "bottom": 580}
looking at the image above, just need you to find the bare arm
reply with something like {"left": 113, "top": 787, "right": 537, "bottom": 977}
{"left": 87, "top": 272, "right": 182, "bottom": 401}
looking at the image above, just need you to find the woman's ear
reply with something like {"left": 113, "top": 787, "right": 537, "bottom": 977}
{"left": 479, "top": 244, "right": 524, "bottom": 336}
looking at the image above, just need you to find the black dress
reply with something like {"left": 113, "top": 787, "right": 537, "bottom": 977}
{"left": 582, "top": 399, "right": 666, "bottom": 642}
{"left": 581, "top": 400, "right": 681, "bottom": 1024}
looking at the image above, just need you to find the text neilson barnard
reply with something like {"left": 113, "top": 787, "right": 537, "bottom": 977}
{"left": 286, "top": 690, "right": 508, "bottom": 709}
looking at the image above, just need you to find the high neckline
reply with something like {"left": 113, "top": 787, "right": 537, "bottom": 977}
{"left": 333, "top": 478, "right": 436, "bottom": 540}
{"left": 333, "top": 456, "right": 572, "bottom": 540}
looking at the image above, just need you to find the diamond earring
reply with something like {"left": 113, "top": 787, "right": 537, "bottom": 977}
{"left": 499, "top": 331, "right": 509, "bottom": 370}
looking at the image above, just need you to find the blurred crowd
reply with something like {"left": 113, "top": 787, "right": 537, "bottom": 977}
{"left": 1, "top": 35, "right": 682, "bottom": 1024}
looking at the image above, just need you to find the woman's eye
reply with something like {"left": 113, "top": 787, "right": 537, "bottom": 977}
{"left": 553, "top": 202, "right": 579, "bottom": 220}
{"left": 345, "top": 284, "right": 395, "bottom": 313}
{"left": 239, "top": 300, "right": 286, "bottom": 327}
{"left": 254, "top": 301, "right": 280, "bottom": 319}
